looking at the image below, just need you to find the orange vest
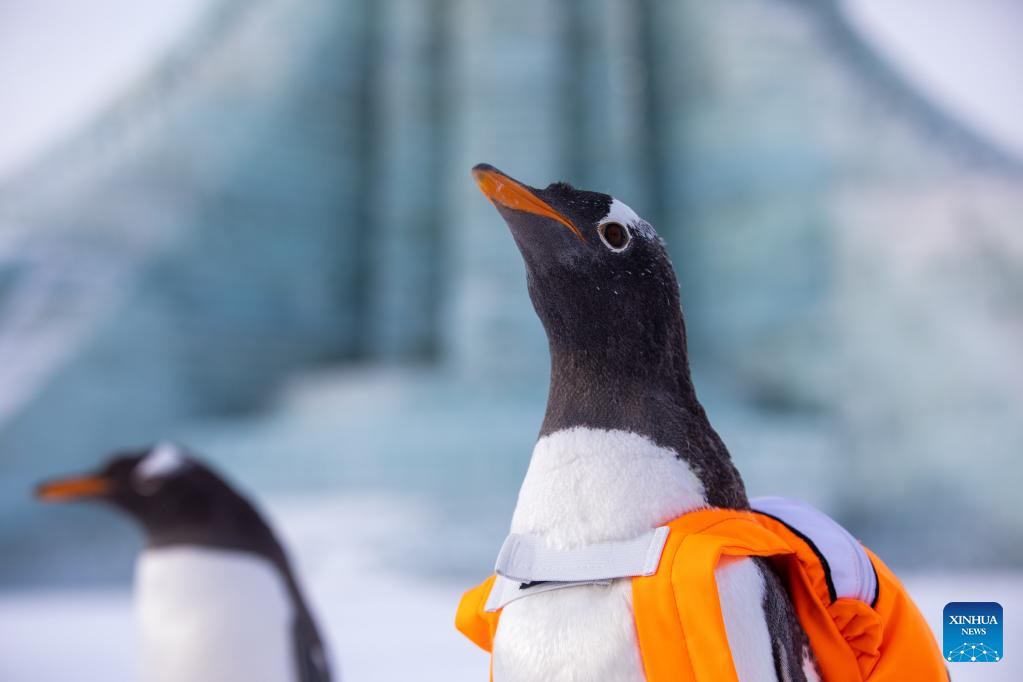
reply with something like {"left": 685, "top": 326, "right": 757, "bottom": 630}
{"left": 456, "top": 506, "right": 947, "bottom": 681}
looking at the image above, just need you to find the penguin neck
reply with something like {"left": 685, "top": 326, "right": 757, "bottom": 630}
{"left": 539, "top": 337, "right": 749, "bottom": 510}
{"left": 541, "top": 335, "right": 702, "bottom": 437}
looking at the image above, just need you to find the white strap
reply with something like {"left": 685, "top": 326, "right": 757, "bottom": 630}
{"left": 495, "top": 526, "right": 669, "bottom": 583}
{"left": 752, "top": 496, "right": 877, "bottom": 604}
{"left": 484, "top": 526, "right": 670, "bottom": 612}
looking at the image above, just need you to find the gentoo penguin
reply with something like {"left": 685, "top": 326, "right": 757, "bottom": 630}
{"left": 36, "top": 443, "right": 332, "bottom": 682}
{"left": 471, "top": 164, "right": 817, "bottom": 682}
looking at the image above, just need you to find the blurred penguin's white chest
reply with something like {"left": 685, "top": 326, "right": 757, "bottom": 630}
{"left": 492, "top": 427, "right": 708, "bottom": 682}
{"left": 135, "top": 547, "right": 296, "bottom": 682}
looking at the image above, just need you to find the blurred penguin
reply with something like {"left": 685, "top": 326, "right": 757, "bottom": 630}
{"left": 37, "top": 442, "right": 332, "bottom": 682}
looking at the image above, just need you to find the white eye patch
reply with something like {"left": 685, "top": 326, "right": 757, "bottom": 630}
{"left": 599, "top": 198, "right": 655, "bottom": 239}
{"left": 600, "top": 198, "right": 638, "bottom": 227}
{"left": 134, "top": 442, "right": 189, "bottom": 491}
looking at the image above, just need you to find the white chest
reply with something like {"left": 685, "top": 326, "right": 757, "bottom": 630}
{"left": 493, "top": 579, "right": 644, "bottom": 682}
{"left": 492, "top": 427, "right": 708, "bottom": 682}
{"left": 135, "top": 547, "right": 296, "bottom": 682}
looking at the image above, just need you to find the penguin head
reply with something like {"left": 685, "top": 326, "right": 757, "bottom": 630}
{"left": 473, "top": 164, "right": 689, "bottom": 378}
{"left": 474, "top": 165, "right": 749, "bottom": 505}
{"left": 35, "top": 443, "right": 258, "bottom": 543}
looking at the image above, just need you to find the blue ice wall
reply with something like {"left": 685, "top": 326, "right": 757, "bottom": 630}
{"left": 0, "top": 0, "right": 1021, "bottom": 584}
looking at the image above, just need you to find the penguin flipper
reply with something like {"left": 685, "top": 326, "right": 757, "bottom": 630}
{"left": 756, "top": 557, "right": 818, "bottom": 682}
{"left": 293, "top": 617, "right": 333, "bottom": 682}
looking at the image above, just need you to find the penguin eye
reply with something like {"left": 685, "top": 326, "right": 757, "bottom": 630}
{"left": 598, "top": 222, "right": 630, "bottom": 251}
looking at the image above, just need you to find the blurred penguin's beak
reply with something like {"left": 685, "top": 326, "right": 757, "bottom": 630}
{"left": 35, "top": 474, "right": 112, "bottom": 501}
{"left": 472, "top": 164, "right": 584, "bottom": 242}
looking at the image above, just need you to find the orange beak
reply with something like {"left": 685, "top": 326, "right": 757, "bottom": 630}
{"left": 472, "top": 165, "right": 585, "bottom": 242}
{"left": 35, "top": 475, "right": 112, "bottom": 501}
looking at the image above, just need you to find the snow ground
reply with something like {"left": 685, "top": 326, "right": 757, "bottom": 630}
{"left": 0, "top": 493, "right": 1019, "bottom": 681}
